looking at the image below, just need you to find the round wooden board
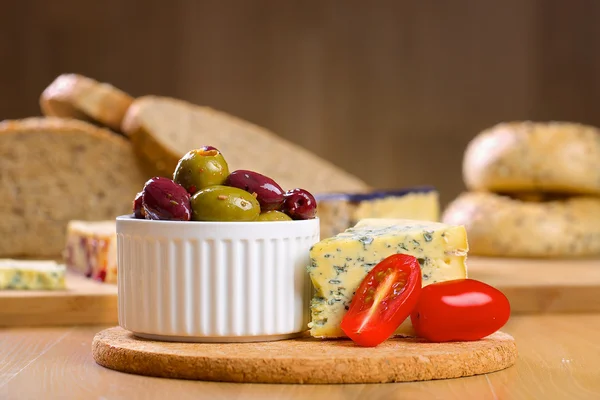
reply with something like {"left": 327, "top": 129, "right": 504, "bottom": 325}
{"left": 92, "top": 327, "right": 517, "bottom": 384}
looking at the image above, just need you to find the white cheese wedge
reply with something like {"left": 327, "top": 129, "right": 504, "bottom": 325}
{"left": 308, "top": 218, "right": 468, "bottom": 338}
{"left": 64, "top": 220, "right": 117, "bottom": 283}
{"left": 0, "top": 259, "right": 66, "bottom": 290}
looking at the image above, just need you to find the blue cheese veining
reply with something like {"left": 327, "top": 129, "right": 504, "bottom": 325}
{"left": 308, "top": 218, "right": 469, "bottom": 338}
{"left": 0, "top": 259, "right": 66, "bottom": 290}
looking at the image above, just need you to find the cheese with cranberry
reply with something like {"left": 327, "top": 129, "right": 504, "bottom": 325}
{"left": 64, "top": 220, "right": 117, "bottom": 283}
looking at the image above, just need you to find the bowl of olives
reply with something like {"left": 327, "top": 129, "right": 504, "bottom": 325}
{"left": 117, "top": 146, "right": 320, "bottom": 343}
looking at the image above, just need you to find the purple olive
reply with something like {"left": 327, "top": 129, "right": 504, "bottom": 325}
{"left": 141, "top": 177, "right": 192, "bottom": 221}
{"left": 132, "top": 191, "right": 145, "bottom": 219}
{"left": 282, "top": 188, "right": 317, "bottom": 220}
{"left": 224, "top": 170, "right": 285, "bottom": 211}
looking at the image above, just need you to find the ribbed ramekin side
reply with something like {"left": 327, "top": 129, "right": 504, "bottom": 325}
{"left": 118, "top": 226, "right": 319, "bottom": 339}
{"left": 117, "top": 233, "right": 125, "bottom": 328}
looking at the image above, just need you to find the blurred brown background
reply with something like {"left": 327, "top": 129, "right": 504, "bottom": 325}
{"left": 1, "top": 0, "right": 599, "bottom": 205}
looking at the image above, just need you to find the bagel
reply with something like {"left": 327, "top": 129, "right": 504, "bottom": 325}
{"left": 441, "top": 192, "right": 600, "bottom": 258}
{"left": 463, "top": 122, "right": 600, "bottom": 195}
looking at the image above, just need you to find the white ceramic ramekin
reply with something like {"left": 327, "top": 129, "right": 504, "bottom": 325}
{"left": 116, "top": 215, "right": 320, "bottom": 343}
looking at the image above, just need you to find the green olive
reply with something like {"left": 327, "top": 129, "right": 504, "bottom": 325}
{"left": 191, "top": 185, "right": 260, "bottom": 221}
{"left": 256, "top": 211, "right": 292, "bottom": 222}
{"left": 173, "top": 147, "right": 229, "bottom": 195}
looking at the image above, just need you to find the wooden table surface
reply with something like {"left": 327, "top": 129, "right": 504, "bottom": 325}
{"left": 1, "top": 314, "right": 599, "bottom": 400}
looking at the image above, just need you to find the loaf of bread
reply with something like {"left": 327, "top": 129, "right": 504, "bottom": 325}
{"left": 121, "top": 96, "right": 369, "bottom": 194}
{"left": 40, "top": 74, "right": 133, "bottom": 132}
{"left": 0, "top": 118, "right": 149, "bottom": 257}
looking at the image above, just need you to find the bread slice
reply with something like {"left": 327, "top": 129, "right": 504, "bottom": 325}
{"left": 40, "top": 74, "right": 133, "bottom": 132}
{"left": 121, "top": 96, "right": 369, "bottom": 194}
{"left": 0, "top": 118, "right": 149, "bottom": 257}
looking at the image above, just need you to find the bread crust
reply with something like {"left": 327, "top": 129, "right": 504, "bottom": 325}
{"left": 463, "top": 121, "right": 600, "bottom": 195}
{"left": 442, "top": 191, "right": 600, "bottom": 258}
{"left": 121, "top": 96, "right": 369, "bottom": 194}
{"left": 0, "top": 117, "right": 129, "bottom": 144}
{"left": 40, "top": 74, "right": 133, "bottom": 132}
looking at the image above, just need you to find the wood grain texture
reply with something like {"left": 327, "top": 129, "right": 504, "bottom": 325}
{"left": 1, "top": 315, "right": 600, "bottom": 399}
{"left": 485, "top": 314, "right": 600, "bottom": 400}
{"left": 1, "top": 1, "right": 600, "bottom": 206}
{"left": 0, "top": 272, "right": 117, "bottom": 327}
{"left": 91, "top": 327, "right": 516, "bottom": 384}
{"left": 0, "top": 326, "right": 73, "bottom": 387}
{"left": 468, "top": 257, "right": 600, "bottom": 314}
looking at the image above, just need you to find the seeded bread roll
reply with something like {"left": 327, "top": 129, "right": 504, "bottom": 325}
{"left": 40, "top": 74, "right": 133, "bottom": 132}
{"left": 121, "top": 96, "right": 369, "bottom": 194}
{"left": 463, "top": 122, "right": 600, "bottom": 195}
{"left": 442, "top": 192, "right": 600, "bottom": 258}
{"left": 0, "top": 118, "right": 149, "bottom": 257}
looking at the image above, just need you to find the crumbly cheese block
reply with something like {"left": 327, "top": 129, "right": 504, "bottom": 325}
{"left": 442, "top": 192, "right": 600, "bottom": 257}
{"left": 65, "top": 220, "right": 117, "bottom": 283}
{"left": 0, "top": 259, "right": 66, "bottom": 290}
{"left": 308, "top": 218, "right": 468, "bottom": 338}
{"left": 316, "top": 187, "right": 440, "bottom": 239}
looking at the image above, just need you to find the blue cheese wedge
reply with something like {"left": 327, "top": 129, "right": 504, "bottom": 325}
{"left": 316, "top": 186, "right": 440, "bottom": 239}
{"left": 0, "top": 259, "right": 66, "bottom": 290}
{"left": 308, "top": 218, "right": 468, "bottom": 338}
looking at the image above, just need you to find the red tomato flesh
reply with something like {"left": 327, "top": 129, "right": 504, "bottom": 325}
{"left": 340, "top": 254, "right": 422, "bottom": 347}
{"left": 410, "top": 278, "right": 511, "bottom": 342}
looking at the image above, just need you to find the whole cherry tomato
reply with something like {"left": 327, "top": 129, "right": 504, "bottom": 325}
{"left": 410, "top": 279, "right": 510, "bottom": 342}
{"left": 341, "top": 254, "right": 422, "bottom": 347}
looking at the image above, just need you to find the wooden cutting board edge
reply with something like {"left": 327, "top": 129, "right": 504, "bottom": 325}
{"left": 0, "top": 271, "right": 118, "bottom": 327}
{"left": 1, "top": 256, "right": 598, "bottom": 327}
{"left": 467, "top": 256, "right": 600, "bottom": 314}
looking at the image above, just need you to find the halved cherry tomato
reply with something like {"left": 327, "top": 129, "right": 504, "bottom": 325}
{"left": 340, "top": 254, "right": 422, "bottom": 347}
{"left": 410, "top": 279, "right": 510, "bottom": 342}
